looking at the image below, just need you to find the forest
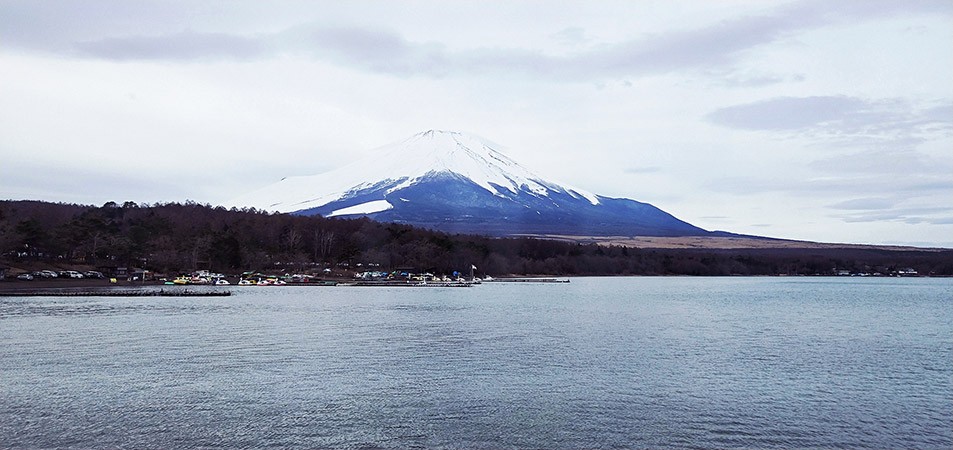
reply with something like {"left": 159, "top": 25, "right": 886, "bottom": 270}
{"left": 1, "top": 200, "right": 952, "bottom": 277}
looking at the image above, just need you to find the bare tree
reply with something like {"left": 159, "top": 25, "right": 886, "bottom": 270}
{"left": 313, "top": 227, "right": 335, "bottom": 262}
{"left": 283, "top": 227, "right": 302, "bottom": 253}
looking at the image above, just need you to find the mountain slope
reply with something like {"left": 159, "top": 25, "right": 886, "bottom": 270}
{"left": 226, "top": 130, "right": 714, "bottom": 237}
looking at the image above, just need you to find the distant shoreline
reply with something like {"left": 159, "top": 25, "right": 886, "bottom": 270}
{"left": 513, "top": 234, "right": 952, "bottom": 251}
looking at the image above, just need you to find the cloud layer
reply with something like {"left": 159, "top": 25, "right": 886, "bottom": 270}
{"left": 3, "top": 0, "right": 948, "bottom": 82}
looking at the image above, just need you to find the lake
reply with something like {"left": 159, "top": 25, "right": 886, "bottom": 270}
{"left": 1, "top": 277, "right": 951, "bottom": 449}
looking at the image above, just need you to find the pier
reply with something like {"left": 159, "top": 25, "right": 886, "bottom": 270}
{"left": 1, "top": 288, "right": 232, "bottom": 297}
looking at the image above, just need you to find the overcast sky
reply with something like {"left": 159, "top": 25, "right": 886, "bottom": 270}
{"left": 1, "top": 0, "right": 951, "bottom": 247}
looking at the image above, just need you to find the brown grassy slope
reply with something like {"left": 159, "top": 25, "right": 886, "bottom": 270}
{"left": 512, "top": 235, "right": 948, "bottom": 251}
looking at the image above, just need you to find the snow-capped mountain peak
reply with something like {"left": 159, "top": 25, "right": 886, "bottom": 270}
{"left": 228, "top": 130, "right": 598, "bottom": 213}
{"left": 381, "top": 130, "right": 597, "bottom": 202}
{"left": 225, "top": 130, "right": 709, "bottom": 238}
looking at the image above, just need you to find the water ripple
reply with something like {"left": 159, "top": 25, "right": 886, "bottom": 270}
{"left": 1, "top": 277, "right": 951, "bottom": 449}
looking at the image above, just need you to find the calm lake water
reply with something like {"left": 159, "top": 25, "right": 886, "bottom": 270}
{"left": 1, "top": 277, "right": 951, "bottom": 449}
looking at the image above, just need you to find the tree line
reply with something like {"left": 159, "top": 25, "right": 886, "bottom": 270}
{"left": 1, "top": 200, "right": 951, "bottom": 277}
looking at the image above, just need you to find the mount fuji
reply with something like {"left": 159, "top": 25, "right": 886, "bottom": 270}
{"left": 226, "top": 130, "right": 717, "bottom": 237}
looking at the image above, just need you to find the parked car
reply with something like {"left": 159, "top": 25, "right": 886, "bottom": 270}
{"left": 17, "top": 273, "right": 34, "bottom": 280}
{"left": 84, "top": 271, "right": 104, "bottom": 279}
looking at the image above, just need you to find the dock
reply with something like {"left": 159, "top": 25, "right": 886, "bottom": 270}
{"left": 1, "top": 289, "right": 232, "bottom": 297}
{"left": 484, "top": 278, "right": 570, "bottom": 283}
{"left": 343, "top": 280, "right": 476, "bottom": 287}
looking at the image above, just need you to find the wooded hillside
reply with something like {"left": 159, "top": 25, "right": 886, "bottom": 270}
{"left": 1, "top": 200, "right": 951, "bottom": 277}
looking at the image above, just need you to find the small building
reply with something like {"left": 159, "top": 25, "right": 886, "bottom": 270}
{"left": 129, "top": 268, "right": 150, "bottom": 281}
{"left": 97, "top": 265, "right": 118, "bottom": 277}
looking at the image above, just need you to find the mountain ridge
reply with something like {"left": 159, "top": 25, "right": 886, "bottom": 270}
{"left": 226, "top": 130, "right": 720, "bottom": 237}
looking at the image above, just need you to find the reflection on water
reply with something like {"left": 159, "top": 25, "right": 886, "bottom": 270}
{"left": 2, "top": 277, "right": 951, "bottom": 449}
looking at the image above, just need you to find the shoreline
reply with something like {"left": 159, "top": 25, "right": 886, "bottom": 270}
{"left": 0, "top": 279, "right": 163, "bottom": 292}
{"left": 3, "top": 273, "right": 945, "bottom": 295}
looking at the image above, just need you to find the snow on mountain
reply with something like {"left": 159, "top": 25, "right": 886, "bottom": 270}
{"left": 226, "top": 130, "right": 712, "bottom": 237}
{"left": 326, "top": 199, "right": 393, "bottom": 217}
{"left": 227, "top": 130, "right": 598, "bottom": 213}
